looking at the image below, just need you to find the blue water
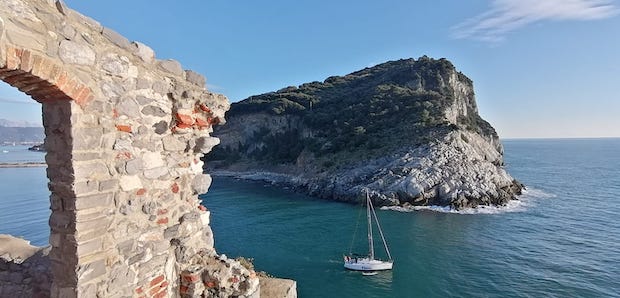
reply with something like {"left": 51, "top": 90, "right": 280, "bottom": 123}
{"left": 0, "top": 145, "right": 49, "bottom": 246}
{"left": 1, "top": 140, "right": 619, "bottom": 297}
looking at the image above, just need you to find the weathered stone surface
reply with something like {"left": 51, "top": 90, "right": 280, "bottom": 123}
{"left": 115, "top": 97, "right": 140, "bottom": 118}
{"left": 141, "top": 105, "right": 166, "bottom": 117}
{"left": 162, "top": 135, "right": 186, "bottom": 151}
{"left": 59, "top": 40, "right": 96, "bottom": 65}
{"left": 119, "top": 175, "right": 142, "bottom": 191}
{"left": 153, "top": 121, "right": 168, "bottom": 135}
{"left": 102, "top": 27, "right": 131, "bottom": 50}
{"left": 191, "top": 174, "right": 212, "bottom": 195}
{"left": 125, "top": 158, "right": 143, "bottom": 175}
{"left": 158, "top": 59, "right": 183, "bottom": 76}
{"left": 185, "top": 70, "right": 206, "bottom": 87}
{"left": 132, "top": 41, "right": 154, "bottom": 62}
{"left": 144, "top": 166, "right": 168, "bottom": 179}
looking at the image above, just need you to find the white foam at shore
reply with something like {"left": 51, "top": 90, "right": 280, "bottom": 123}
{"left": 381, "top": 187, "right": 554, "bottom": 215}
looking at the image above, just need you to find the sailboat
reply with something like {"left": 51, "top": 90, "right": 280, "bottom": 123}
{"left": 344, "top": 190, "right": 393, "bottom": 271}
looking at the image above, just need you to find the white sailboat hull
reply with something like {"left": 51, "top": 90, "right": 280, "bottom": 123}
{"left": 344, "top": 257, "right": 393, "bottom": 271}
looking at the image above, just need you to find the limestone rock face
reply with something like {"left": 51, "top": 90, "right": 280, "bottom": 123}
{"left": 209, "top": 57, "right": 523, "bottom": 209}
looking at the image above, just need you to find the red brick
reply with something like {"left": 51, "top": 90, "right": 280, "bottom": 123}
{"left": 135, "top": 286, "right": 144, "bottom": 294}
{"left": 198, "top": 205, "right": 206, "bottom": 212}
{"left": 195, "top": 117, "right": 209, "bottom": 128}
{"left": 157, "top": 208, "right": 168, "bottom": 215}
{"left": 171, "top": 183, "right": 179, "bottom": 194}
{"left": 160, "top": 281, "right": 169, "bottom": 289}
{"left": 205, "top": 281, "right": 216, "bottom": 288}
{"left": 116, "top": 125, "right": 132, "bottom": 133}
{"left": 175, "top": 113, "right": 195, "bottom": 125}
{"left": 19, "top": 50, "right": 33, "bottom": 72}
{"left": 175, "top": 122, "right": 192, "bottom": 129}
{"left": 149, "top": 286, "right": 160, "bottom": 296}
{"left": 154, "top": 290, "right": 167, "bottom": 298}
{"left": 136, "top": 188, "right": 147, "bottom": 196}
{"left": 179, "top": 285, "right": 189, "bottom": 294}
{"left": 182, "top": 273, "right": 200, "bottom": 283}
{"left": 150, "top": 275, "right": 165, "bottom": 287}
{"left": 54, "top": 71, "right": 68, "bottom": 89}
{"left": 75, "top": 87, "right": 92, "bottom": 107}
{"left": 199, "top": 104, "right": 212, "bottom": 113}
{"left": 156, "top": 217, "right": 168, "bottom": 225}
{"left": 6, "top": 47, "right": 23, "bottom": 70}
{"left": 60, "top": 79, "right": 77, "bottom": 96}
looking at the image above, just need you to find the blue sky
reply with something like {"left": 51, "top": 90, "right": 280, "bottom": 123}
{"left": 1, "top": 0, "right": 618, "bottom": 138}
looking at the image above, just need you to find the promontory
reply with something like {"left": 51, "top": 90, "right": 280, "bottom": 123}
{"left": 206, "top": 57, "right": 523, "bottom": 209}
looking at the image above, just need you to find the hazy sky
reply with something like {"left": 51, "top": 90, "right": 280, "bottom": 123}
{"left": 1, "top": 0, "right": 618, "bottom": 138}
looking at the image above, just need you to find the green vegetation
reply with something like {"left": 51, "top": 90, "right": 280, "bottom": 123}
{"left": 209, "top": 57, "right": 496, "bottom": 169}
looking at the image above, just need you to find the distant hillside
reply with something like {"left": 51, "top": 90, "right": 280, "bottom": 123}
{"left": 208, "top": 57, "right": 523, "bottom": 209}
{"left": 0, "top": 124, "right": 44, "bottom": 144}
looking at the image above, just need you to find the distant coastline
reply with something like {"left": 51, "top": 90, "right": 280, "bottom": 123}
{"left": 0, "top": 162, "right": 47, "bottom": 168}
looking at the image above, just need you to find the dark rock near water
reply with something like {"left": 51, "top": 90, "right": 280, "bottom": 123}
{"left": 207, "top": 57, "right": 523, "bottom": 209}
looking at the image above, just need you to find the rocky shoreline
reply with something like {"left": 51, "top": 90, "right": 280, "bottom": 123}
{"left": 211, "top": 131, "right": 524, "bottom": 210}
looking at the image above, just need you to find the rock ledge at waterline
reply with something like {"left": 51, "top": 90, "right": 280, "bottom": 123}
{"left": 207, "top": 57, "right": 523, "bottom": 209}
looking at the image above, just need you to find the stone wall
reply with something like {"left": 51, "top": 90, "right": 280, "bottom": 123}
{"left": 0, "top": 1, "right": 295, "bottom": 297}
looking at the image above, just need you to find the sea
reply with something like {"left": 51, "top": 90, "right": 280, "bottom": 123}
{"left": 1, "top": 139, "right": 619, "bottom": 297}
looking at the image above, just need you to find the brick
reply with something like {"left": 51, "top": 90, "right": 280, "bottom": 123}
{"left": 19, "top": 49, "right": 33, "bottom": 72}
{"left": 175, "top": 113, "right": 195, "bottom": 125}
{"left": 195, "top": 117, "right": 209, "bottom": 128}
{"left": 182, "top": 273, "right": 200, "bottom": 283}
{"left": 156, "top": 217, "right": 168, "bottom": 225}
{"left": 136, "top": 188, "right": 147, "bottom": 196}
{"left": 171, "top": 183, "right": 179, "bottom": 194}
{"left": 198, "top": 104, "right": 211, "bottom": 113}
{"left": 157, "top": 208, "right": 168, "bottom": 215}
{"left": 150, "top": 275, "right": 165, "bottom": 287}
{"left": 116, "top": 125, "right": 132, "bottom": 133}
{"left": 135, "top": 286, "right": 144, "bottom": 294}
{"left": 175, "top": 122, "right": 192, "bottom": 129}
{"left": 154, "top": 289, "right": 167, "bottom": 298}
{"left": 6, "top": 47, "right": 23, "bottom": 70}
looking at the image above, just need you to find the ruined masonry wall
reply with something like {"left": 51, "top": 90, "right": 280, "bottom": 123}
{"left": 0, "top": 0, "right": 262, "bottom": 297}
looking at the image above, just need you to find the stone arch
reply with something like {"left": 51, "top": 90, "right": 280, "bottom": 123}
{"left": 0, "top": 1, "right": 296, "bottom": 297}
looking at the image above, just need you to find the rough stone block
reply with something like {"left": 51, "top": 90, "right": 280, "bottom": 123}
{"left": 76, "top": 259, "right": 105, "bottom": 284}
{"left": 162, "top": 135, "right": 187, "bottom": 151}
{"left": 191, "top": 174, "right": 212, "bottom": 195}
{"left": 119, "top": 175, "right": 142, "bottom": 191}
{"left": 59, "top": 40, "right": 95, "bottom": 65}
{"left": 73, "top": 180, "right": 98, "bottom": 194}
{"left": 98, "top": 179, "right": 119, "bottom": 192}
{"left": 185, "top": 70, "right": 206, "bottom": 87}
{"left": 132, "top": 41, "right": 155, "bottom": 63}
{"left": 73, "top": 193, "right": 114, "bottom": 210}
{"left": 76, "top": 237, "right": 102, "bottom": 257}
{"left": 158, "top": 59, "right": 183, "bottom": 76}
{"left": 125, "top": 158, "right": 144, "bottom": 175}
{"left": 73, "top": 161, "right": 110, "bottom": 180}
{"left": 144, "top": 166, "right": 169, "bottom": 179}
{"left": 102, "top": 27, "right": 131, "bottom": 50}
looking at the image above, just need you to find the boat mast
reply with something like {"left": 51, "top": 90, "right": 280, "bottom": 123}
{"left": 367, "top": 191, "right": 375, "bottom": 260}
{"left": 370, "top": 196, "right": 393, "bottom": 261}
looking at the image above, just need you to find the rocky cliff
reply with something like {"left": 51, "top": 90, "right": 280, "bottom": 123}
{"left": 208, "top": 57, "right": 523, "bottom": 209}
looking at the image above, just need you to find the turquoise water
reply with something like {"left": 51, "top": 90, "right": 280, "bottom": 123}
{"left": 202, "top": 139, "right": 620, "bottom": 297}
{"left": 1, "top": 140, "right": 619, "bottom": 297}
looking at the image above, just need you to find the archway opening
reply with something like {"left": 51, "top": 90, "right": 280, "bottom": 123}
{"left": 0, "top": 81, "right": 49, "bottom": 246}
